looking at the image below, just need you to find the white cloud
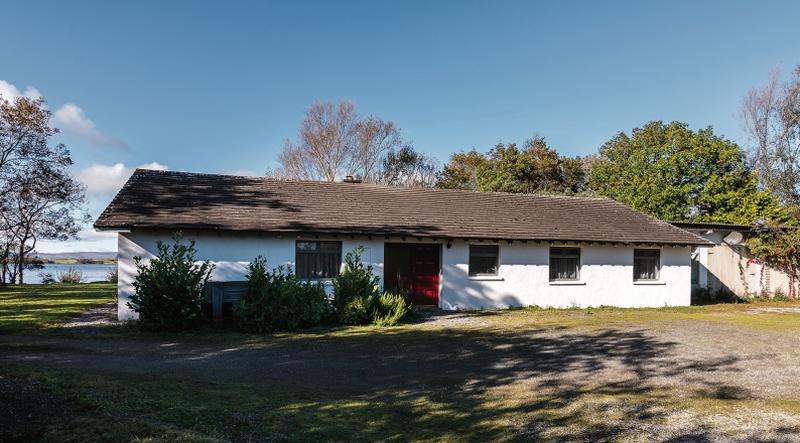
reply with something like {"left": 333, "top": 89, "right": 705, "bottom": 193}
{"left": 52, "top": 103, "right": 129, "bottom": 150}
{"left": 2, "top": 79, "right": 128, "bottom": 149}
{"left": 0, "top": 79, "right": 41, "bottom": 102}
{"left": 78, "top": 162, "right": 169, "bottom": 195}
{"left": 77, "top": 229, "right": 118, "bottom": 242}
{"left": 139, "top": 162, "right": 169, "bottom": 171}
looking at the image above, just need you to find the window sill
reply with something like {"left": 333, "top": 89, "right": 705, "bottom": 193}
{"left": 633, "top": 281, "right": 666, "bottom": 285}
{"left": 549, "top": 281, "right": 586, "bottom": 286}
{"left": 468, "top": 276, "right": 504, "bottom": 281}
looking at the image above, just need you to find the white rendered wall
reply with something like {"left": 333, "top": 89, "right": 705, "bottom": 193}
{"left": 440, "top": 241, "right": 691, "bottom": 310}
{"left": 117, "top": 230, "right": 692, "bottom": 320}
{"left": 117, "top": 230, "right": 386, "bottom": 320}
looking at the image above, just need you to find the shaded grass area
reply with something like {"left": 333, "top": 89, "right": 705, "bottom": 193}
{"left": 2, "top": 323, "right": 800, "bottom": 443}
{"left": 0, "top": 284, "right": 116, "bottom": 333}
{"left": 0, "top": 362, "right": 507, "bottom": 442}
{"left": 2, "top": 289, "right": 800, "bottom": 440}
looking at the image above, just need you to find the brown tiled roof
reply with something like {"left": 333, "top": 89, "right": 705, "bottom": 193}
{"left": 670, "top": 221, "right": 754, "bottom": 232}
{"left": 94, "top": 169, "right": 711, "bottom": 245}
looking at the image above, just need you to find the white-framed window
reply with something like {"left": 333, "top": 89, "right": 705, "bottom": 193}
{"left": 633, "top": 249, "right": 660, "bottom": 281}
{"left": 549, "top": 247, "right": 581, "bottom": 281}
{"left": 469, "top": 244, "right": 499, "bottom": 277}
{"left": 295, "top": 240, "right": 341, "bottom": 279}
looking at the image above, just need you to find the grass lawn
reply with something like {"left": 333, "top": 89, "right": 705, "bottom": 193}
{"left": 0, "top": 283, "right": 116, "bottom": 333}
{"left": 2, "top": 286, "right": 800, "bottom": 441}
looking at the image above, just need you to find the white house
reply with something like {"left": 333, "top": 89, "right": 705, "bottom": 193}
{"left": 95, "top": 170, "right": 711, "bottom": 321}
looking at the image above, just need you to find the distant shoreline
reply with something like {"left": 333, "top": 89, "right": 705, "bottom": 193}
{"left": 40, "top": 260, "right": 117, "bottom": 265}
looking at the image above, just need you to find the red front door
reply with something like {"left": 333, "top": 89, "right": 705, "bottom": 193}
{"left": 410, "top": 244, "right": 440, "bottom": 305}
{"left": 384, "top": 243, "right": 440, "bottom": 306}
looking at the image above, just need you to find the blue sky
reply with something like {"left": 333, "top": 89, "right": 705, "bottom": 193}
{"left": 2, "top": 0, "right": 798, "bottom": 252}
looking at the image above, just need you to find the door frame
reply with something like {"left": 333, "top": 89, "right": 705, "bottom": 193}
{"left": 383, "top": 242, "right": 442, "bottom": 306}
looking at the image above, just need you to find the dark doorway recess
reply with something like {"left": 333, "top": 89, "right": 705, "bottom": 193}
{"left": 384, "top": 243, "right": 441, "bottom": 306}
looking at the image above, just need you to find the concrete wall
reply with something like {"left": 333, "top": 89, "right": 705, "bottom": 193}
{"left": 687, "top": 229, "right": 794, "bottom": 297}
{"left": 117, "top": 229, "right": 692, "bottom": 320}
{"left": 440, "top": 241, "right": 691, "bottom": 310}
{"left": 117, "top": 230, "right": 389, "bottom": 320}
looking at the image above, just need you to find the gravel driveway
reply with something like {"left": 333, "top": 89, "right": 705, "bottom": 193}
{"left": 2, "top": 307, "right": 800, "bottom": 441}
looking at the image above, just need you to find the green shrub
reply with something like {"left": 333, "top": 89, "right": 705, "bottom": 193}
{"left": 106, "top": 267, "right": 119, "bottom": 283}
{"left": 371, "top": 291, "right": 412, "bottom": 326}
{"left": 236, "top": 256, "right": 329, "bottom": 332}
{"left": 128, "top": 233, "right": 214, "bottom": 331}
{"left": 771, "top": 290, "right": 790, "bottom": 301}
{"left": 332, "top": 247, "right": 381, "bottom": 325}
{"left": 58, "top": 267, "right": 82, "bottom": 284}
{"left": 332, "top": 248, "right": 413, "bottom": 326}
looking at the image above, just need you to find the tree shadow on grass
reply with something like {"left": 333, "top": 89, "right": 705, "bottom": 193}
{"left": 3, "top": 324, "right": 769, "bottom": 441}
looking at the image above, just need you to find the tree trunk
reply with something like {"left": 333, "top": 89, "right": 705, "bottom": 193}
{"left": 17, "top": 242, "right": 25, "bottom": 285}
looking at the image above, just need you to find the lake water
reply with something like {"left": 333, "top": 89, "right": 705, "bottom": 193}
{"left": 25, "top": 263, "right": 117, "bottom": 284}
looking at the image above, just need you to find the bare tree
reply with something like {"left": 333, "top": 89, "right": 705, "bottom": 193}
{"left": 275, "top": 100, "right": 359, "bottom": 181}
{"left": 353, "top": 116, "right": 402, "bottom": 182}
{"left": 0, "top": 95, "right": 86, "bottom": 284}
{"left": 273, "top": 100, "right": 405, "bottom": 182}
{"left": 741, "top": 66, "right": 800, "bottom": 205}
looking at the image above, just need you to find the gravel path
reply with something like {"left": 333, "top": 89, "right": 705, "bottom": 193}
{"left": 59, "top": 302, "right": 118, "bottom": 332}
{"left": 4, "top": 317, "right": 799, "bottom": 398}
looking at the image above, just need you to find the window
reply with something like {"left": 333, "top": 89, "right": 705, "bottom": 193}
{"left": 295, "top": 241, "right": 341, "bottom": 279}
{"left": 469, "top": 244, "right": 499, "bottom": 277}
{"left": 633, "top": 249, "right": 660, "bottom": 281}
{"left": 549, "top": 247, "right": 580, "bottom": 281}
{"left": 691, "top": 257, "right": 699, "bottom": 285}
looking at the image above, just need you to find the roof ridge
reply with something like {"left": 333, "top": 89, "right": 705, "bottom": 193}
{"left": 133, "top": 168, "right": 614, "bottom": 202}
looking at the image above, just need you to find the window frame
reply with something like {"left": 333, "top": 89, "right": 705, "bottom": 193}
{"left": 633, "top": 248, "right": 661, "bottom": 282}
{"left": 549, "top": 247, "right": 581, "bottom": 282}
{"left": 295, "top": 240, "right": 342, "bottom": 280}
{"left": 468, "top": 244, "right": 500, "bottom": 277}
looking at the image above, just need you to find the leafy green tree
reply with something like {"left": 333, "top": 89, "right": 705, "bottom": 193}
{"left": 437, "top": 149, "right": 489, "bottom": 191}
{"left": 437, "top": 137, "right": 588, "bottom": 194}
{"left": 589, "top": 121, "right": 788, "bottom": 224}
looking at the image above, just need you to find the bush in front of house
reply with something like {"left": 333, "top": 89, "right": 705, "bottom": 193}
{"left": 128, "top": 232, "right": 214, "bottom": 331}
{"left": 371, "top": 291, "right": 413, "bottom": 326}
{"left": 332, "top": 247, "right": 381, "bottom": 325}
{"left": 236, "top": 256, "right": 329, "bottom": 332}
{"left": 333, "top": 247, "right": 412, "bottom": 326}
